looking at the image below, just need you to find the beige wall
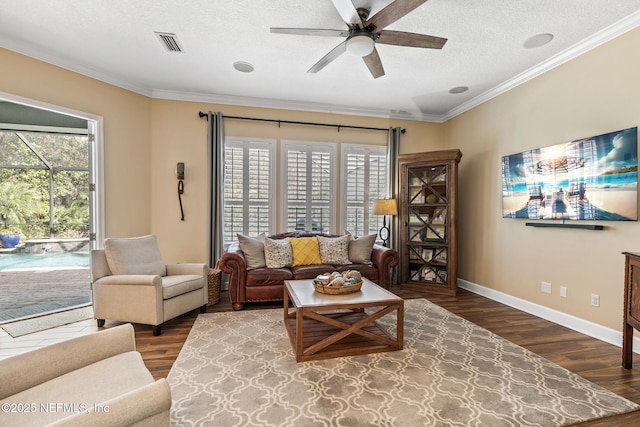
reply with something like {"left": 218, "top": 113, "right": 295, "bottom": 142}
{"left": 0, "top": 48, "right": 153, "bottom": 238}
{"left": 150, "top": 100, "right": 442, "bottom": 262}
{"left": 442, "top": 27, "right": 640, "bottom": 331}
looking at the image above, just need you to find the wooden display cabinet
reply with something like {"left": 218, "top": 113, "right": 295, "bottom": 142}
{"left": 623, "top": 251, "right": 640, "bottom": 369}
{"left": 398, "top": 149, "right": 462, "bottom": 295}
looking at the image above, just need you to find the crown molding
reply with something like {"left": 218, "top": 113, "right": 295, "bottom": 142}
{"left": 3, "top": 9, "right": 640, "bottom": 124}
{"left": 441, "top": 10, "right": 640, "bottom": 122}
{"left": 0, "top": 37, "right": 153, "bottom": 98}
{"left": 151, "top": 89, "right": 442, "bottom": 122}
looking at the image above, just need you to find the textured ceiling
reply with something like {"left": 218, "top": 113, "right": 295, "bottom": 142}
{"left": 1, "top": 0, "right": 640, "bottom": 122}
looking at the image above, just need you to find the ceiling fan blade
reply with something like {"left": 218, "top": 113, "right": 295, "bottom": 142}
{"left": 363, "top": 48, "right": 385, "bottom": 79}
{"left": 366, "top": 0, "right": 428, "bottom": 30}
{"left": 308, "top": 40, "right": 348, "bottom": 73}
{"left": 270, "top": 28, "right": 349, "bottom": 37}
{"left": 331, "top": 0, "right": 362, "bottom": 27}
{"left": 377, "top": 30, "right": 447, "bottom": 49}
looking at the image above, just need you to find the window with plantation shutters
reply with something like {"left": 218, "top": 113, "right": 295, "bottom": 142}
{"left": 282, "top": 141, "right": 336, "bottom": 233}
{"left": 223, "top": 138, "right": 275, "bottom": 245}
{"left": 223, "top": 137, "right": 387, "bottom": 241}
{"left": 343, "top": 144, "right": 388, "bottom": 237}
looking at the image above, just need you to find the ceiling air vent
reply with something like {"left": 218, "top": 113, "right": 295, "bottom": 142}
{"left": 155, "top": 32, "right": 184, "bottom": 53}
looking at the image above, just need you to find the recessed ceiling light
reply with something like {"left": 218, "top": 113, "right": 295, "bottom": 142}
{"left": 233, "top": 61, "right": 254, "bottom": 73}
{"left": 523, "top": 33, "right": 554, "bottom": 49}
{"left": 449, "top": 86, "right": 469, "bottom": 94}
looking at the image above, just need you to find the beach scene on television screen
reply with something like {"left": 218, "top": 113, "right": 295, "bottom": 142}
{"left": 502, "top": 127, "right": 638, "bottom": 221}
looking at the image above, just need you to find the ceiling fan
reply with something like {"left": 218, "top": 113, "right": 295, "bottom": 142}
{"left": 270, "top": 0, "right": 447, "bottom": 79}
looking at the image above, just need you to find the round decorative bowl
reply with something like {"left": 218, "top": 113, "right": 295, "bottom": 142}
{"left": 313, "top": 281, "right": 362, "bottom": 295}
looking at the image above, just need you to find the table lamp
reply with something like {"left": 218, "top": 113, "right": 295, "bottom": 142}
{"left": 373, "top": 199, "right": 398, "bottom": 247}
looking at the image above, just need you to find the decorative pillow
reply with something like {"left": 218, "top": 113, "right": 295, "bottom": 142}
{"left": 290, "top": 237, "right": 322, "bottom": 267}
{"left": 237, "top": 233, "right": 266, "bottom": 270}
{"left": 348, "top": 233, "right": 377, "bottom": 265}
{"left": 317, "top": 235, "right": 351, "bottom": 265}
{"left": 104, "top": 234, "right": 166, "bottom": 276}
{"left": 264, "top": 237, "right": 293, "bottom": 268}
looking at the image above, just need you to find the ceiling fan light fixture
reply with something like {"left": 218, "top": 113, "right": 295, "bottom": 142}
{"left": 346, "top": 34, "right": 375, "bottom": 56}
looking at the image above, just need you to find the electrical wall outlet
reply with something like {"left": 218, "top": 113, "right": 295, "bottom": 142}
{"left": 559, "top": 286, "right": 567, "bottom": 298}
{"left": 541, "top": 281, "right": 552, "bottom": 294}
{"left": 591, "top": 294, "right": 600, "bottom": 307}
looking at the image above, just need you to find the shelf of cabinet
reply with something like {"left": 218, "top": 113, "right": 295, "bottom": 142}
{"left": 399, "top": 149, "right": 462, "bottom": 295}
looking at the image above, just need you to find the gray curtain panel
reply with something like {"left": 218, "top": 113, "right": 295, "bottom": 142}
{"left": 387, "top": 127, "right": 401, "bottom": 284}
{"left": 206, "top": 112, "right": 225, "bottom": 271}
{"left": 386, "top": 127, "right": 401, "bottom": 253}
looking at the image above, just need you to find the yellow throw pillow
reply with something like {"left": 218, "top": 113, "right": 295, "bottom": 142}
{"left": 290, "top": 237, "right": 322, "bottom": 267}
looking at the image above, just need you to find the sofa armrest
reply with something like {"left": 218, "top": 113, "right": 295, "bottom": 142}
{"left": 219, "top": 242, "right": 247, "bottom": 272}
{"left": 165, "top": 263, "right": 208, "bottom": 306}
{"left": 219, "top": 242, "right": 247, "bottom": 307}
{"left": 47, "top": 379, "right": 171, "bottom": 427}
{"left": 371, "top": 244, "right": 399, "bottom": 290}
{"left": 91, "top": 249, "right": 112, "bottom": 282}
{"left": 93, "top": 275, "right": 161, "bottom": 287}
{"left": 92, "top": 276, "right": 164, "bottom": 326}
{"left": 0, "top": 324, "right": 136, "bottom": 400}
{"left": 166, "top": 263, "right": 207, "bottom": 277}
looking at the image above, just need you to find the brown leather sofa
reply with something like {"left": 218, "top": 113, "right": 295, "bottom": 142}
{"left": 219, "top": 231, "right": 399, "bottom": 310}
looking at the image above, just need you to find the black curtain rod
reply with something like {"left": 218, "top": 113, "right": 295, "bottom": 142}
{"left": 198, "top": 111, "right": 405, "bottom": 133}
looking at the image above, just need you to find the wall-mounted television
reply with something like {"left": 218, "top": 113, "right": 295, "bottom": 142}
{"left": 501, "top": 127, "right": 638, "bottom": 221}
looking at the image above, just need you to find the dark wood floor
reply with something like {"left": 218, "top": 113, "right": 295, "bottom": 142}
{"left": 131, "top": 287, "right": 640, "bottom": 426}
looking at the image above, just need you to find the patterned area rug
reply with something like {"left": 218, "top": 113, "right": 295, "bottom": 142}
{"left": 167, "top": 299, "right": 639, "bottom": 426}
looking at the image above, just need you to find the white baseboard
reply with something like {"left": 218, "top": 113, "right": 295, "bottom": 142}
{"left": 458, "top": 278, "right": 640, "bottom": 355}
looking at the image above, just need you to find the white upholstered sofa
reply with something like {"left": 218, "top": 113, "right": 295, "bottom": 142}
{"left": 0, "top": 324, "right": 170, "bottom": 426}
{"left": 91, "top": 235, "right": 207, "bottom": 335}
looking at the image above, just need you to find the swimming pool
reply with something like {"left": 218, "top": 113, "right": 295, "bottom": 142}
{"left": 0, "top": 252, "right": 90, "bottom": 271}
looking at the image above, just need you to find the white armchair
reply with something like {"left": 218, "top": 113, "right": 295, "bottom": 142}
{"left": 91, "top": 235, "right": 207, "bottom": 335}
{"left": 0, "top": 324, "right": 171, "bottom": 426}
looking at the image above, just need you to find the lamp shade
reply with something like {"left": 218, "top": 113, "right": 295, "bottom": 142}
{"left": 373, "top": 199, "right": 398, "bottom": 215}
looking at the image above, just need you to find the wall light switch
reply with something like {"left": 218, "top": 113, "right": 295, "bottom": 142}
{"left": 559, "top": 286, "right": 567, "bottom": 298}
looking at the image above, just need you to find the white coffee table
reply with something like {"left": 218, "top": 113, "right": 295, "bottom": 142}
{"left": 284, "top": 278, "right": 404, "bottom": 362}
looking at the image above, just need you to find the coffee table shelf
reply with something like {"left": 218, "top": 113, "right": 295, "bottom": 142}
{"left": 284, "top": 278, "right": 403, "bottom": 362}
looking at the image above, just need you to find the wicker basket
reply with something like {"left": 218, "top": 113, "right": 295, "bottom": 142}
{"left": 207, "top": 267, "right": 222, "bottom": 305}
{"left": 313, "top": 281, "right": 362, "bottom": 295}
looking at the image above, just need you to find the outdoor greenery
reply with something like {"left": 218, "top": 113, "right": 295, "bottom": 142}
{"left": 0, "top": 131, "right": 89, "bottom": 239}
